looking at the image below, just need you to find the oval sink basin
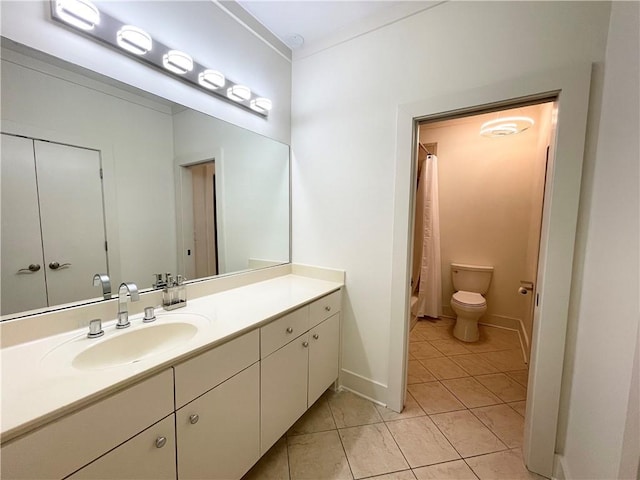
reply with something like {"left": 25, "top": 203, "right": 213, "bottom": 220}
{"left": 72, "top": 322, "right": 197, "bottom": 370}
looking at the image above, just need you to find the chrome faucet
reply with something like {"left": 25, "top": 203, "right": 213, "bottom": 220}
{"left": 117, "top": 282, "right": 139, "bottom": 329}
{"left": 93, "top": 273, "right": 111, "bottom": 300}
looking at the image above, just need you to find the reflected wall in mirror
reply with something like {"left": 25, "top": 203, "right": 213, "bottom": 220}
{"left": 0, "top": 40, "right": 290, "bottom": 319}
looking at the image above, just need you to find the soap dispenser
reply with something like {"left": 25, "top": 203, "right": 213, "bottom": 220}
{"left": 162, "top": 274, "right": 187, "bottom": 310}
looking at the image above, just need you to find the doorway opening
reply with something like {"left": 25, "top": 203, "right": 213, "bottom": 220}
{"left": 181, "top": 160, "right": 219, "bottom": 280}
{"left": 409, "top": 101, "right": 554, "bottom": 364}
{"left": 404, "top": 96, "right": 560, "bottom": 476}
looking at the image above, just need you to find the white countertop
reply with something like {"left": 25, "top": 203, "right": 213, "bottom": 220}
{"left": 1, "top": 274, "right": 342, "bottom": 442}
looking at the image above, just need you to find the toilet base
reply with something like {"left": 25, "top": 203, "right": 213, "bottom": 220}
{"left": 453, "top": 317, "right": 480, "bottom": 342}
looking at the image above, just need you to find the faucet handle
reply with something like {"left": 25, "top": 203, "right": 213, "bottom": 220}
{"left": 87, "top": 319, "right": 104, "bottom": 338}
{"left": 143, "top": 306, "right": 156, "bottom": 323}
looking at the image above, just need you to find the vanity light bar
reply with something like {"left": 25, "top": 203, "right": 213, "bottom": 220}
{"left": 116, "top": 25, "right": 152, "bottom": 55}
{"left": 163, "top": 50, "right": 194, "bottom": 75}
{"left": 55, "top": 0, "right": 100, "bottom": 31}
{"left": 50, "top": 0, "right": 272, "bottom": 117}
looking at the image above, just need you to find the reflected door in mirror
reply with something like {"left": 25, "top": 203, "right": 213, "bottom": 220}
{"left": 186, "top": 161, "right": 218, "bottom": 279}
{"left": 1, "top": 134, "right": 109, "bottom": 315}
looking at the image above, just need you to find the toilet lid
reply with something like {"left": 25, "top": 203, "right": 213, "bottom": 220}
{"left": 453, "top": 291, "right": 486, "bottom": 307}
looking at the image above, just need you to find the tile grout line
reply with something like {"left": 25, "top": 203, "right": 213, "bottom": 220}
{"left": 379, "top": 416, "right": 415, "bottom": 472}
{"left": 410, "top": 321, "right": 523, "bottom": 476}
{"left": 325, "top": 391, "right": 357, "bottom": 480}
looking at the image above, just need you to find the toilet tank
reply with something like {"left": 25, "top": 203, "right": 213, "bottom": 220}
{"left": 451, "top": 263, "right": 493, "bottom": 294}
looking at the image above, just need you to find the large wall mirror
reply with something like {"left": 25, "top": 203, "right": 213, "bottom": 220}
{"left": 0, "top": 38, "right": 291, "bottom": 320}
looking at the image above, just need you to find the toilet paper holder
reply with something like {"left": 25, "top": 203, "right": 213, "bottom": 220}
{"left": 518, "top": 281, "right": 534, "bottom": 295}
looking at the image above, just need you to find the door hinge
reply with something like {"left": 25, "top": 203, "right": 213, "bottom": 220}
{"left": 536, "top": 293, "right": 540, "bottom": 307}
{"left": 99, "top": 168, "right": 103, "bottom": 179}
{"left": 104, "top": 240, "right": 108, "bottom": 251}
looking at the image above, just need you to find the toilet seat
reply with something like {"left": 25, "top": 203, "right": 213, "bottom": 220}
{"left": 452, "top": 291, "right": 486, "bottom": 307}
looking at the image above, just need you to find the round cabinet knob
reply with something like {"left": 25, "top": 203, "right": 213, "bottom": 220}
{"left": 302, "top": 341, "right": 309, "bottom": 348}
{"left": 286, "top": 327, "right": 293, "bottom": 334}
{"left": 189, "top": 414, "right": 199, "bottom": 424}
{"left": 324, "top": 306, "right": 331, "bottom": 312}
{"left": 155, "top": 436, "right": 167, "bottom": 448}
{"left": 313, "top": 333, "right": 319, "bottom": 340}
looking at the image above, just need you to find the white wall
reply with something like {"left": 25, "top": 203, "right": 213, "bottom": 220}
{"left": 292, "top": 1, "right": 610, "bottom": 401}
{"left": 172, "top": 109, "right": 290, "bottom": 273}
{"left": 1, "top": 49, "right": 177, "bottom": 292}
{"left": 556, "top": 2, "right": 640, "bottom": 478}
{"left": 419, "top": 104, "right": 548, "bottom": 346}
{"left": 0, "top": 0, "right": 291, "bottom": 144}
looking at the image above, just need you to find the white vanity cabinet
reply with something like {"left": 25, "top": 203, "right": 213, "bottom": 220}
{"left": 260, "top": 291, "right": 341, "bottom": 454}
{"left": 0, "top": 284, "right": 342, "bottom": 480}
{"left": 65, "top": 415, "right": 176, "bottom": 480}
{"left": 308, "top": 312, "right": 341, "bottom": 405}
{"left": 0, "top": 370, "right": 174, "bottom": 480}
{"left": 174, "top": 330, "right": 260, "bottom": 480}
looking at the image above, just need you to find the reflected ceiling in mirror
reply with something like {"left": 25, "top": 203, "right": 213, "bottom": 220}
{"left": 0, "top": 38, "right": 290, "bottom": 320}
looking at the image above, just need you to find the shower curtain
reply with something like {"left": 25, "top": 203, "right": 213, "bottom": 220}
{"left": 411, "top": 154, "right": 442, "bottom": 318}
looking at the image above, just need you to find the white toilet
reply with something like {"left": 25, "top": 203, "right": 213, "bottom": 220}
{"left": 450, "top": 263, "right": 494, "bottom": 342}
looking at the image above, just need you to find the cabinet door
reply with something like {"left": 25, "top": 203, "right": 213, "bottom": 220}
{"left": 308, "top": 313, "right": 340, "bottom": 406}
{"left": 0, "top": 134, "right": 48, "bottom": 315}
{"left": 261, "top": 333, "right": 309, "bottom": 454}
{"left": 177, "top": 363, "right": 260, "bottom": 480}
{"left": 34, "top": 140, "right": 108, "bottom": 306}
{"left": 67, "top": 415, "right": 176, "bottom": 480}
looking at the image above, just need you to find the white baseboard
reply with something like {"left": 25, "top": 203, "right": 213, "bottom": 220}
{"left": 441, "top": 308, "right": 529, "bottom": 363}
{"left": 480, "top": 314, "right": 529, "bottom": 361}
{"left": 339, "top": 368, "right": 387, "bottom": 405}
{"left": 552, "top": 454, "right": 568, "bottom": 480}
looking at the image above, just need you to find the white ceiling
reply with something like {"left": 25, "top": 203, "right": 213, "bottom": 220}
{"left": 236, "top": 1, "right": 439, "bottom": 54}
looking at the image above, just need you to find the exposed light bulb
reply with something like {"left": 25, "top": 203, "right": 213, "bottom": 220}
{"left": 55, "top": 0, "right": 100, "bottom": 30}
{"left": 250, "top": 97, "right": 273, "bottom": 113}
{"left": 162, "top": 50, "right": 193, "bottom": 75}
{"left": 227, "top": 85, "right": 251, "bottom": 102}
{"left": 116, "top": 25, "right": 152, "bottom": 55}
{"left": 198, "top": 70, "right": 225, "bottom": 90}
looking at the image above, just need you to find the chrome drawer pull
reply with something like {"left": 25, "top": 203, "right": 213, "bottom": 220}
{"left": 189, "top": 414, "right": 199, "bottom": 424}
{"left": 324, "top": 306, "right": 331, "bottom": 312}
{"left": 155, "top": 436, "right": 167, "bottom": 448}
{"left": 313, "top": 334, "right": 319, "bottom": 340}
{"left": 286, "top": 327, "right": 293, "bottom": 334}
{"left": 302, "top": 341, "right": 309, "bottom": 348}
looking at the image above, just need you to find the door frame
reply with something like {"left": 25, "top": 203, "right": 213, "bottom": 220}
{"left": 174, "top": 149, "right": 227, "bottom": 278}
{"left": 387, "top": 64, "right": 593, "bottom": 477}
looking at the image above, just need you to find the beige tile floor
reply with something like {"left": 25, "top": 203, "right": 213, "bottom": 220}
{"left": 243, "top": 319, "right": 545, "bottom": 480}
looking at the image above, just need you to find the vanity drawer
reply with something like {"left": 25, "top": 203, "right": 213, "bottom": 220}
{"left": 0, "top": 369, "right": 173, "bottom": 480}
{"left": 309, "top": 290, "right": 342, "bottom": 328}
{"left": 260, "top": 306, "right": 309, "bottom": 359}
{"left": 174, "top": 329, "right": 259, "bottom": 408}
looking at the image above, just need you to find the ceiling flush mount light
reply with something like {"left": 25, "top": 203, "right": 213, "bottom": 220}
{"left": 250, "top": 97, "right": 273, "bottom": 114}
{"left": 480, "top": 116, "right": 535, "bottom": 138}
{"left": 49, "top": 0, "right": 271, "bottom": 117}
{"left": 116, "top": 25, "right": 152, "bottom": 55}
{"left": 198, "top": 70, "right": 225, "bottom": 90}
{"left": 55, "top": 0, "right": 100, "bottom": 30}
{"left": 227, "top": 85, "right": 251, "bottom": 102}
{"left": 163, "top": 50, "right": 193, "bottom": 75}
